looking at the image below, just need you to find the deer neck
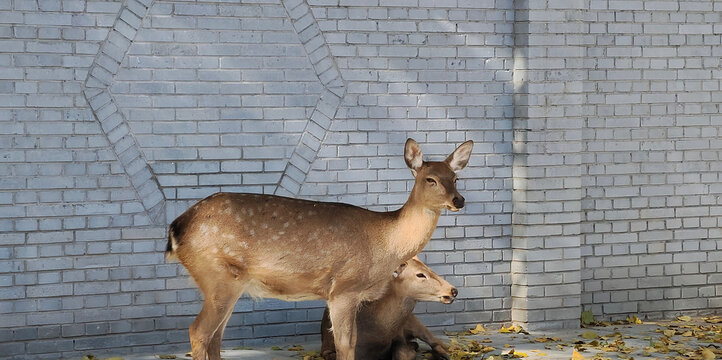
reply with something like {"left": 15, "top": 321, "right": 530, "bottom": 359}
{"left": 386, "top": 189, "right": 441, "bottom": 260}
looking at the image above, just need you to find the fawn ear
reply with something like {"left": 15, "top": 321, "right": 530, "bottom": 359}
{"left": 404, "top": 138, "right": 423, "bottom": 176}
{"left": 445, "top": 140, "right": 473, "bottom": 172}
{"left": 393, "top": 262, "right": 408, "bottom": 278}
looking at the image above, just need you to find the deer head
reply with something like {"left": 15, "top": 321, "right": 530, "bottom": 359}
{"left": 404, "top": 138, "right": 474, "bottom": 212}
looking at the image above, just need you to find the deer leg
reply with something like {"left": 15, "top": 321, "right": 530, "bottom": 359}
{"left": 327, "top": 295, "right": 360, "bottom": 360}
{"left": 320, "top": 307, "right": 337, "bottom": 360}
{"left": 207, "top": 304, "right": 235, "bottom": 360}
{"left": 189, "top": 280, "right": 244, "bottom": 360}
{"left": 403, "top": 314, "right": 449, "bottom": 360}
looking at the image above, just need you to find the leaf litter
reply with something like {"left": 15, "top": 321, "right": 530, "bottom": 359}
{"left": 439, "top": 316, "right": 721, "bottom": 360}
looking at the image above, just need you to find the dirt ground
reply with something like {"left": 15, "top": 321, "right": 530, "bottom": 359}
{"left": 101, "top": 315, "right": 721, "bottom": 360}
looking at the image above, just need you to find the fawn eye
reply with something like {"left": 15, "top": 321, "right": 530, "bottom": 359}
{"left": 416, "top": 273, "right": 427, "bottom": 279}
{"left": 425, "top": 178, "right": 436, "bottom": 186}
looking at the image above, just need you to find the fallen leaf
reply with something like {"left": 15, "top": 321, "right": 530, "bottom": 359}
{"left": 288, "top": 345, "right": 304, "bottom": 351}
{"left": 581, "top": 310, "right": 596, "bottom": 326}
{"left": 513, "top": 351, "right": 528, "bottom": 358}
{"left": 157, "top": 356, "right": 176, "bottom": 360}
{"left": 534, "top": 337, "right": 561, "bottom": 343}
{"left": 626, "top": 315, "right": 642, "bottom": 324}
{"left": 581, "top": 331, "right": 599, "bottom": 339}
{"left": 82, "top": 355, "right": 96, "bottom": 360}
{"left": 184, "top": 352, "right": 191, "bottom": 358}
{"left": 501, "top": 348, "right": 514, "bottom": 356}
{"left": 572, "top": 349, "right": 585, "bottom": 359}
{"left": 677, "top": 315, "right": 692, "bottom": 322}
{"left": 469, "top": 323, "right": 486, "bottom": 334}
{"left": 270, "top": 346, "right": 282, "bottom": 351}
{"left": 664, "top": 329, "right": 676, "bottom": 337}
{"left": 499, "top": 324, "right": 529, "bottom": 334}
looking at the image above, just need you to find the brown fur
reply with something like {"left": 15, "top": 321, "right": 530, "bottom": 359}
{"left": 320, "top": 257, "right": 455, "bottom": 360}
{"left": 166, "top": 139, "right": 473, "bottom": 360}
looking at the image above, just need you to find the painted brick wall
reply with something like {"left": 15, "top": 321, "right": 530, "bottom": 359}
{"left": 0, "top": 0, "right": 720, "bottom": 358}
{"left": 580, "top": 0, "right": 722, "bottom": 320}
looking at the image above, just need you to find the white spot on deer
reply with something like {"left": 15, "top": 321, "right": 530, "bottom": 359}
{"left": 283, "top": 222, "right": 290, "bottom": 228}
{"left": 224, "top": 199, "right": 230, "bottom": 204}
{"left": 224, "top": 207, "right": 232, "bottom": 215}
{"left": 212, "top": 226, "right": 219, "bottom": 233}
{"left": 248, "top": 209, "right": 254, "bottom": 216}
{"left": 239, "top": 242, "right": 248, "bottom": 249}
{"left": 249, "top": 229, "right": 255, "bottom": 236}
{"left": 199, "top": 224, "right": 210, "bottom": 235}
{"left": 262, "top": 223, "right": 268, "bottom": 229}
{"left": 221, "top": 233, "right": 235, "bottom": 240}
{"left": 272, "top": 235, "right": 280, "bottom": 241}
{"left": 235, "top": 216, "right": 242, "bottom": 223}
{"left": 211, "top": 248, "right": 219, "bottom": 254}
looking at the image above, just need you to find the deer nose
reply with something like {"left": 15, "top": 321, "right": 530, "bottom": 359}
{"left": 451, "top": 288, "right": 458, "bottom": 298}
{"left": 452, "top": 196, "right": 465, "bottom": 209}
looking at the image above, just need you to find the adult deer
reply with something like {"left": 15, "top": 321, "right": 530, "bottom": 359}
{"left": 166, "top": 138, "right": 473, "bottom": 360}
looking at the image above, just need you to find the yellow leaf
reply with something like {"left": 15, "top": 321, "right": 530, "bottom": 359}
{"left": 513, "top": 351, "right": 528, "bottom": 358}
{"left": 681, "top": 331, "right": 693, "bottom": 337}
{"left": 581, "top": 331, "right": 599, "bottom": 339}
{"left": 157, "top": 356, "right": 176, "bottom": 360}
{"left": 270, "top": 346, "right": 282, "bottom": 351}
{"left": 288, "top": 345, "right": 304, "bottom": 351}
{"left": 677, "top": 315, "right": 692, "bottom": 322}
{"left": 500, "top": 325, "right": 513, "bottom": 333}
{"left": 663, "top": 329, "right": 675, "bottom": 337}
{"left": 572, "top": 349, "right": 585, "bottom": 359}
{"left": 626, "top": 315, "right": 642, "bottom": 324}
{"left": 469, "top": 323, "right": 486, "bottom": 334}
{"left": 701, "top": 348, "right": 715, "bottom": 360}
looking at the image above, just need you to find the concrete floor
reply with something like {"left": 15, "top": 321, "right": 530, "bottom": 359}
{"left": 116, "top": 317, "right": 719, "bottom": 360}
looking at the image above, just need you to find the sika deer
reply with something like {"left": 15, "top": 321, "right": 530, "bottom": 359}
{"left": 320, "top": 256, "right": 455, "bottom": 360}
{"left": 166, "top": 139, "right": 473, "bottom": 360}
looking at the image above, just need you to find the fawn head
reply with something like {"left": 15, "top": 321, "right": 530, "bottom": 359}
{"left": 404, "top": 138, "right": 473, "bottom": 212}
{"left": 394, "top": 257, "right": 457, "bottom": 304}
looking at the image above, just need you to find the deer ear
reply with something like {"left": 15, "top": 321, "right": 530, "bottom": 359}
{"left": 404, "top": 138, "right": 423, "bottom": 176}
{"left": 445, "top": 140, "right": 473, "bottom": 172}
{"left": 393, "top": 262, "right": 408, "bottom": 278}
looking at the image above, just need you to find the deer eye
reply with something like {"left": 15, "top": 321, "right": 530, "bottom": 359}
{"left": 416, "top": 273, "right": 427, "bottom": 279}
{"left": 425, "top": 178, "right": 437, "bottom": 186}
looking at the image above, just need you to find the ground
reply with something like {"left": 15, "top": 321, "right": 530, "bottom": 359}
{"left": 90, "top": 316, "right": 720, "bottom": 360}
